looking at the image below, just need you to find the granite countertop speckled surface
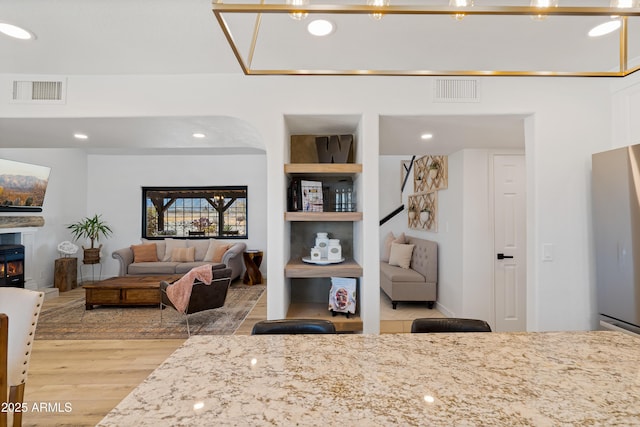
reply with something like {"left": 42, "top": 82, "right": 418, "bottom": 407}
{"left": 98, "top": 331, "right": 640, "bottom": 426}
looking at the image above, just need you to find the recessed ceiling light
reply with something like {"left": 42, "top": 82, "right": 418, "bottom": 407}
{"left": 192, "top": 133, "right": 206, "bottom": 138}
{"left": 588, "top": 20, "right": 621, "bottom": 37}
{"left": 0, "top": 23, "right": 35, "bottom": 40}
{"left": 307, "top": 19, "right": 334, "bottom": 37}
{"left": 73, "top": 133, "right": 89, "bottom": 140}
{"left": 421, "top": 133, "right": 434, "bottom": 140}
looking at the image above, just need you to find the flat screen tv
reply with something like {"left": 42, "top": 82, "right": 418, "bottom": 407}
{"left": 0, "top": 158, "right": 51, "bottom": 212}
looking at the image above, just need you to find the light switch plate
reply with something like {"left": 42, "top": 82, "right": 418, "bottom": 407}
{"left": 542, "top": 243, "right": 553, "bottom": 262}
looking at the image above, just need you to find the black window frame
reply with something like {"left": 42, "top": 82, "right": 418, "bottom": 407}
{"left": 141, "top": 186, "right": 248, "bottom": 240}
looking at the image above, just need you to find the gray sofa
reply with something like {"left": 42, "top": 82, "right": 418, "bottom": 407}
{"left": 112, "top": 238, "right": 246, "bottom": 281}
{"left": 380, "top": 236, "right": 437, "bottom": 309}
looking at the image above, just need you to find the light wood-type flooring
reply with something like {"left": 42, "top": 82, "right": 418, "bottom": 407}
{"left": 21, "top": 284, "right": 444, "bottom": 426}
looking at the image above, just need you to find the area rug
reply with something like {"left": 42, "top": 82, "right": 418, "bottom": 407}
{"left": 35, "top": 284, "right": 265, "bottom": 340}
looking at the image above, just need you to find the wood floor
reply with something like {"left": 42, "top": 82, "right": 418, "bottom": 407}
{"left": 21, "top": 285, "right": 443, "bottom": 426}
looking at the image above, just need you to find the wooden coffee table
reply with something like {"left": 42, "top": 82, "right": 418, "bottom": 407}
{"left": 84, "top": 275, "right": 182, "bottom": 310}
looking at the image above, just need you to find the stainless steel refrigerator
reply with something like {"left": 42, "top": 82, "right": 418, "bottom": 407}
{"left": 592, "top": 144, "right": 640, "bottom": 334}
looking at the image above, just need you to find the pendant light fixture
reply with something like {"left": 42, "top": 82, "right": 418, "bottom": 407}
{"left": 286, "top": 0, "right": 309, "bottom": 21}
{"left": 367, "top": 0, "right": 390, "bottom": 21}
{"left": 610, "top": 0, "right": 639, "bottom": 7}
{"left": 449, "top": 0, "right": 473, "bottom": 21}
{"left": 530, "top": 0, "right": 559, "bottom": 21}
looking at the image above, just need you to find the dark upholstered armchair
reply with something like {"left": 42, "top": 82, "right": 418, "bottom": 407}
{"left": 160, "top": 267, "right": 233, "bottom": 336}
{"left": 410, "top": 318, "right": 492, "bottom": 333}
{"left": 251, "top": 319, "right": 336, "bottom": 335}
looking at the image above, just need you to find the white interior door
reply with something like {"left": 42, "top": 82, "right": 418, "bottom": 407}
{"left": 493, "top": 154, "right": 526, "bottom": 332}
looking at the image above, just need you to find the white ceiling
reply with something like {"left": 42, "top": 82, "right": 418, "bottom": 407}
{"left": 0, "top": 117, "right": 266, "bottom": 155}
{"left": 7, "top": 0, "right": 608, "bottom": 155}
{"left": 379, "top": 115, "right": 525, "bottom": 156}
{"left": 2, "top": 0, "right": 240, "bottom": 75}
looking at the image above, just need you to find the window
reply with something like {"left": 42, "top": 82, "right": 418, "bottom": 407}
{"left": 142, "top": 186, "right": 247, "bottom": 239}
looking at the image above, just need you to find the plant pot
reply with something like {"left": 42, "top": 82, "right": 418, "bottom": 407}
{"left": 408, "top": 211, "right": 416, "bottom": 220}
{"left": 420, "top": 211, "right": 430, "bottom": 223}
{"left": 83, "top": 245, "right": 102, "bottom": 264}
{"left": 429, "top": 168, "right": 438, "bottom": 179}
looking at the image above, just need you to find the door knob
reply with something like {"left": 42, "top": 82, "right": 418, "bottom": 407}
{"left": 497, "top": 253, "right": 514, "bottom": 260}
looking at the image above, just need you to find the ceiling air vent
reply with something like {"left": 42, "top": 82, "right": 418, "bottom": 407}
{"left": 433, "top": 78, "right": 480, "bottom": 103}
{"left": 11, "top": 79, "right": 66, "bottom": 103}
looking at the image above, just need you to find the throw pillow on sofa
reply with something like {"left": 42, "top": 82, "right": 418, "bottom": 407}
{"left": 171, "top": 246, "right": 196, "bottom": 262}
{"left": 188, "top": 239, "right": 210, "bottom": 261}
{"left": 162, "top": 238, "right": 188, "bottom": 261}
{"left": 388, "top": 242, "right": 414, "bottom": 269}
{"left": 131, "top": 243, "right": 158, "bottom": 263}
{"left": 141, "top": 238, "right": 165, "bottom": 260}
{"left": 382, "top": 231, "right": 406, "bottom": 262}
{"left": 204, "top": 239, "right": 232, "bottom": 262}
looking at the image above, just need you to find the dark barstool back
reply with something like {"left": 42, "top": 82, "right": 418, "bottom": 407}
{"left": 251, "top": 319, "right": 336, "bottom": 335}
{"left": 411, "top": 318, "right": 492, "bottom": 333}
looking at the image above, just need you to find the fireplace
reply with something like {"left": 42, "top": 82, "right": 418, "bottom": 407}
{"left": 0, "top": 244, "right": 25, "bottom": 288}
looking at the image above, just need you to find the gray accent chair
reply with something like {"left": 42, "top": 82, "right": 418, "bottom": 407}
{"left": 380, "top": 236, "right": 437, "bottom": 309}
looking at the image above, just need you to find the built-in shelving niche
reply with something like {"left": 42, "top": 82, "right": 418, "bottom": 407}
{"left": 284, "top": 134, "right": 363, "bottom": 332}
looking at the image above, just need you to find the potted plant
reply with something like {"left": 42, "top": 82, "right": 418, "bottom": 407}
{"left": 420, "top": 207, "right": 431, "bottom": 224}
{"left": 408, "top": 203, "right": 417, "bottom": 220}
{"left": 428, "top": 160, "right": 440, "bottom": 179}
{"left": 67, "top": 214, "right": 113, "bottom": 264}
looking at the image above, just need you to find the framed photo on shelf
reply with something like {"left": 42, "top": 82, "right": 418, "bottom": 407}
{"left": 301, "top": 180, "right": 323, "bottom": 212}
{"left": 329, "top": 277, "right": 357, "bottom": 315}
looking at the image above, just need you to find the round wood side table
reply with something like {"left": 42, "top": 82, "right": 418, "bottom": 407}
{"left": 243, "top": 250, "right": 263, "bottom": 285}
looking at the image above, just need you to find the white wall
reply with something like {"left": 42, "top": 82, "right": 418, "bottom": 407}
{"left": 378, "top": 155, "right": 409, "bottom": 260}
{"left": 0, "top": 148, "right": 87, "bottom": 288}
{"left": 460, "top": 150, "right": 494, "bottom": 323}
{"left": 86, "top": 153, "right": 267, "bottom": 279}
{"left": 434, "top": 151, "right": 463, "bottom": 318}
{"left": 0, "top": 73, "right": 614, "bottom": 332}
{"left": 612, "top": 73, "right": 640, "bottom": 149}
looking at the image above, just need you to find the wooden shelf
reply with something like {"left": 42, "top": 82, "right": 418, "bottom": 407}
{"left": 285, "top": 258, "right": 363, "bottom": 278}
{"left": 285, "top": 211, "right": 362, "bottom": 222}
{"left": 287, "top": 302, "right": 362, "bottom": 333}
{"left": 284, "top": 163, "right": 362, "bottom": 175}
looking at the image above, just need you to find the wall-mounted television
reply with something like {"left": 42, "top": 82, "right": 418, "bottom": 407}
{"left": 0, "top": 159, "right": 51, "bottom": 212}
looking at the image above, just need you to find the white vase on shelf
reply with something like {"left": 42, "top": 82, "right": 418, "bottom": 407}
{"left": 327, "top": 239, "right": 342, "bottom": 261}
{"left": 315, "top": 232, "right": 329, "bottom": 258}
{"left": 310, "top": 247, "right": 322, "bottom": 260}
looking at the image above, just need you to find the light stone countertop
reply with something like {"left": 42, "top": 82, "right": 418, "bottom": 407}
{"left": 98, "top": 331, "right": 640, "bottom": 426}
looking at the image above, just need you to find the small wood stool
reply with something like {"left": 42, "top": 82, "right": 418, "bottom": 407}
{"left": 243, "top": 250, "right": 263, "bottom": 285}
{"left": 54, "top": 257, "right": 78, "bottom": 292}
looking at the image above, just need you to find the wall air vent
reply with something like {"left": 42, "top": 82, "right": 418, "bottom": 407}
{"left": 433, "top": 78, "right": 480, "bottom": 103}
{"left": 11, "top": 79, "right": 66, "bottom": 103}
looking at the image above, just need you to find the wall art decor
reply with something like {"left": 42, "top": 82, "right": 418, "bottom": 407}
{"left": 407, "top": 191, "right": 437, "bottom": 232}
{"left": 414, "top": 155, "right": 448, "bottom": 193}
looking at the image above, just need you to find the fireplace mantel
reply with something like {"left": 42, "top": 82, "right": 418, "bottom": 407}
{"left": 0, "top": 216, "right": 45, "bottom": 229}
